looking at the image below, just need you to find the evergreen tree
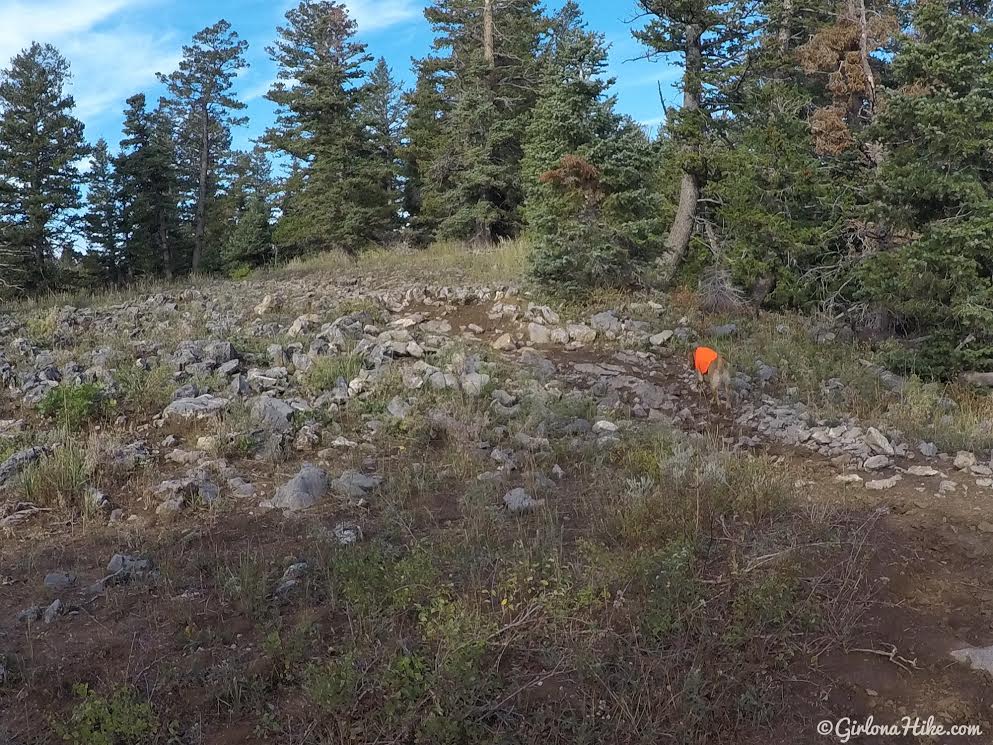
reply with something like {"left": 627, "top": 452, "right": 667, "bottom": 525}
{"left": 635, "top": 0, "right": 761, "bottom": 282}
{"left": 266, "top": 0, "right": 392, "bottom": 254}
{"left": 524, "top": 2, "right": 663, "bottom": 289}
{"left": 0, "top": 42, "right": 87, "bottom": 294}
{"left": 361, "top": 58, "right": 407, "bottom": 241}
{"left": 410, "top": 0, "right": 549, "bottom": 244}
{"left": 860, "top": 0, "right": 993, "bottom": 374}
{"left": 116, "top": 94, "right": 183, "bottom": 278}
{"left": 403, "top": 58, "right": 450, "bottom": 242}
{"left": 221, "top": 146, "right": 275, "bottom": 270}
{"left": 82, "top": 139, "right": 123, "bottom": 283}
{"left": 158, "top": 20, "right": 249, "bottom": 272}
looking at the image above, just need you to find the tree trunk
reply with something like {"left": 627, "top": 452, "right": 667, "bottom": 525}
{"left": 483, "top": 0, "right": 495, "bottom": 69}
{"left": 778, "top": 0, "right": 793, "bottom": 51}
{"left": 854, "top": 0, "right": 875, "bottom": 112}
{"left": 158, "top": 209, "right": 172, "bottom": 280}
{"left": 193, "top": 101, "right": 209, "bottom": 272}
{"left": 658, "top": 23, "right": 702, "bottom": 284}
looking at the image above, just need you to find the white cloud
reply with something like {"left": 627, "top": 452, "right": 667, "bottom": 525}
{"left": 0, "top": 0, "right": 178, "bottom": 134}
{"left": 344, "top": 0, "right": 422, "bottom": 32}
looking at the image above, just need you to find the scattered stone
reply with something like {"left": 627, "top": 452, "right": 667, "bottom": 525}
{"left": 491, "top": 333, "right": 516, "bottom": 351}
{"left": 503, "top": 488, "right": 545, "bottom": 514}
{"left": 0, "top": 446, "right": 49, "bottom": 486}
{"left": 955, "top": 451, "right": 978, "bottom": 470}
{"left": 866, "top": 475, "right": 901, "bottom": 491}
{"left": 162, "top": 395, "right": 229, "bottom": 420}
{"left": 566, "top": 324, "right": 597, "bottom": 344}
{"left": 16, "top": 606, "right": 42, "bottom": 624}
{"left": 865, "top": 427, "right": 894, "bottom": 456}
{"left": 649, "top": 330, "right": 674, "bottom": 347}
{"left": 951, "top": 645, "right": 993, "bottom": 676}
{"left": 265, "top": 464, "right": 329, "bottom": 512}
{"left": 42, "top": 598, "right": 62, "bottom": 624}
{"left": 333, "top": 521, "right": 363, "bottom": 545}
{"left": 43, "top": 571, "right": 76, "bottom": 591}
{"left": 593, "top": 420, "right": 619, "bottom": 435}
{"left": 104, "top": 554, "right": 156, "bottom": 587}
{"left": 589, "top": 311, "right": 622, "bottom": 335}
{"left": 227, "top": 477, "right": 257, "bottom": 497}
{"left": 835, "top": 474, "right": 863, "bottom": 484}
{"left": 863, "top": 455, "right": 891, "bottom": 471}
{"left": 333, "top": 470, "right": 382, "bottom": 499}
{"left": 274, "top": 562, "right": 309, "bottom": 599}
{"left": 251, "top": 395, "right": 297, "bottom": 432}
{"left": 906, "top": 465, "right": 940, "bottom": 477}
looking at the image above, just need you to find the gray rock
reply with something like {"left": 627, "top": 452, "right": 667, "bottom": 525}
{"left": 266, "top": 464, "right": 329, "bottom": 512}
{"left": 387, "top": 396, "right": 411, "bottom": 419}
{"left": 503, "top": 488, "right": 545, "bottom": 513}
{"left": 528, "top": 323, "right": 552, "bottom": 345}
{"left": 566, "top": 324, "right": 597, "bottom": 344}
{"left": 461, "top": 372, "right": 490, "bottom": 397}
{"left": 16, "top": 606, "right": 42, "bottom": 624}
{"left": 0, "top": 446, "right": 49, "bottom": 486}
{"left": 333, "top": 470, "right": 382, "bottom": 499}
{"left": 863, "top": 455, "right": 891, "bottom": 471}
{"left": 42, "top": 598, "right": 62, "bottom": 624}
{"left": 251, "top": 395, "right": 297, "bottom": 432}
{"left": 43, "top": 571, "right": 76, "bottom": 590}
{"left": 274, "top": 562, "right": 309, "bottom": 598}
{"left": 865, "top": 427, "right": 894, "bottom": 456}
{"left": 227, "top": 477, "right": 257, "bottom": 497}
{"left": 333, "top": 521, "right": 363, "bottom": 545}
{"left": 105, "top": 554, "right": 157, "bottom": 586}
{"left": 955, "top": 451, "right": 978, "bottom": 470}
{"left": 590, "top": 311, "right": 622, "bottom": 335}
{"left": 649, "top": 330, "right": 674, "bottom": 347}
{"left": 162, "top": 395, "right": 229, "bottom": 420}
{"left": 866, "top": 475, "right": 901, "bottom": 491}
{"left": 906, "top": 465, "right": 940, "bottom": 477}
{"left": 491, "top": 333, "right": 516, "bottom": 351}
{"left": 951, "top": 645, "right": 993, "bottom": 675}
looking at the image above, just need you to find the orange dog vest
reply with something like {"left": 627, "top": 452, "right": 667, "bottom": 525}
{"left": 694, "top": 346, "right": 719, "bottom": 376}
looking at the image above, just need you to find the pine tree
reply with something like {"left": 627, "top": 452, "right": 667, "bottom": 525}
{"left": 0, "top": 42, "right": 87, "bottom": 294}
{"left": 361, "top": 58, "right": 407, "bottom": 242}
{"left": 158, "top": 20, "right": 249, "bottom": 272}
{"left": 82, "top": 139, "right": 123, "bottom": 283}
{"left": 859, "top": 0, "right": 993, "bottom": 374}
{"left": 635, "top": 0, "right": 761, "bottom": 282}
{"left": 403, "top": 58, "right": 450, "bottom": 242}
{"left": 221, "top": 146, "right": 275, "bottom": 270}
{"left": 116, "top": 94, "right": 183, "bottom": 278}
{"left": 523, "top": 2, "right": 663, "bottom": 289}
{"left": 409, "top": 0, "right": 549, "bottom": 244}
{"left": 266, "top": 0, "right": 392, "bottom": 254}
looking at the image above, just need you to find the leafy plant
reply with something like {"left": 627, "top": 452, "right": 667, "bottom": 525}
{"left": 38, "top": 383, "right": 107, "bottom": 431}
{"left": 57, "top": 683, "right": 158, "bottom": 745}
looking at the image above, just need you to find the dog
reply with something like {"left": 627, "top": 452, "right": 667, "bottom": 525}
{"left": 690, "top": 345, "right": 732, "bottom": 406}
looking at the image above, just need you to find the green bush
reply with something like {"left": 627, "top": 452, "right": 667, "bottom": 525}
{"left": 38, "top": 383, "right": 106, "bottom": 430}
{"left": 57, "top": 683, "right": 158, "bottom": 745}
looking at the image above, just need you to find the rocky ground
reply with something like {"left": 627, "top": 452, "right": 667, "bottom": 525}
{"left": 2, "top": 256, "right": 993, "bottom": 744}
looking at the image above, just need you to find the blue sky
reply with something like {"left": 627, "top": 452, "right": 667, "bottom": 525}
{"left": 0, "top": 0, "right": 679, "bottom": 153}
